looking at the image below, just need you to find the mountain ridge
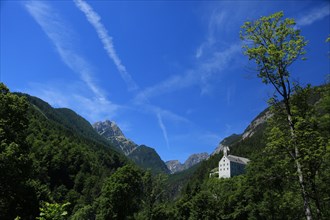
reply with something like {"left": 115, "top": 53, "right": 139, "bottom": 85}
{"left": 211, "top": 107, "right": 271, "bottom": 156}
{"left": 93, "top": 120, "right": 170, "bottom": 174}
{"left": 93, "top": 120, "right": 138, "bottom": 155}
{"left": 166, "top": 152, "right": 209, "bottom": 174}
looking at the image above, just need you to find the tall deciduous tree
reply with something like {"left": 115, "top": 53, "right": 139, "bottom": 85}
{"left": 139, "top": 171, "right": 168, "bottom": 220}
{"left": 240, "top": 11, "right": 314, "bottom": 219}
{"left": 0, "top": 83, "right": 37, "bottom": 219}
{"left": 96, "top": 164, "right": 144, "bottom": 220}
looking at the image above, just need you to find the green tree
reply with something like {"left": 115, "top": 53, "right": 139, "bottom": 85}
{"left": 240, "top": 11, "right": 316, "bottom": 219}
{"left": 36, "top": 202, "right": 70, "bottom": 220}
{"left": 0, "top": 83, "right": 38, "bottom": 219}
{"left": 139, "top": 171, "right": 168, "bottom": 220}
{"left": 189, "top": 190, "right": 218, "bottom": 220}
{"left": 96, "top": 164, "right": 144, "bottom": 220}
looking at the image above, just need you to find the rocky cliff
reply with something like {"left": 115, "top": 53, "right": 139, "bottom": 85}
{"left": 166, "top": 152, "right": 209, "bottom": 174}
{"left": 211, "top": 108, "right": 271, "bottom": 155}
{"left": 93, "top": 120, "right": 170, "bottom": 174}
{"left": 93, "top": 120, "right": 137, "bottom": 155}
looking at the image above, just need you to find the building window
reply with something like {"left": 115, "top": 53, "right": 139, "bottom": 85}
{"left": 227, "top": 168, "right": 229, "bottom": 170}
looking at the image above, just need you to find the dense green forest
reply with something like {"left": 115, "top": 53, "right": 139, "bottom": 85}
{"left": 1, "top": 11, "right": 329, "bottom": 220}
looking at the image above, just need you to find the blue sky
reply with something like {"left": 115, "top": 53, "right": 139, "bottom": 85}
{"left": 1, "top": 0, "right": 329, "bottom": 163}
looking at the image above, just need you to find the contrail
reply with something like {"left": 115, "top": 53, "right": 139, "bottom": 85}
{"left": 73, "top": 0, "right": 176, "bottom": 148}
{"left": 157, "top": 113, "right": 170, "bottom": 149}
{"left": 73, "top": 0, "right": 138, "bottom": 91}
{"left": 25, "top": 0, "right": 105, "bottom": 100}
{"left": 296, "top": 3, "right": 330, "bottom": 27}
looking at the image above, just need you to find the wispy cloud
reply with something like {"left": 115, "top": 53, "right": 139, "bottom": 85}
{"left": 26, "top": 82, "right": 119, "bottom": 122}
{"left": 196, "top": 9, "right": 227, "bottom": 59}
{"left": 73, "top": 0, "right": 192, "bottom": 146}
{"left": 297, "top": 3, "right": 330, "bottom": 27}
{"left": 135, "top": 43, "right": 240, "bottom": 101}
{"left": 134, "top": 5, "right": 243, "bottom": 103}
{"left": 24, "top": 1, "right": 119, "bottom": 121}
{"left": 73, "top": 0, "right": 138, "bottom": 91}
{"left": 157, "top": 113, "right": 170, "bottom": 149}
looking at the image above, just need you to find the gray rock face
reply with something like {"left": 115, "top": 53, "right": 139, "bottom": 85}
{"left": 242, "top": 110, "right": 272, "bottom": 140}
{"left": 165, "top": 160, "right": 184, "bottom": 174}
{"left": 93, "top": 120, "right": 137, "bottom": 155}
{"left": 166, "top": 152, "right": 209, "bottom": 174}
{"left": 93, "top": 120, "right": 124, "bottom": 137}
{"left": 211, "top": 134, "right": 241, "bottom": 155}
{"left": 93, "top": 120, "right": 170, "bottom": 174}
{"left": 211, "top": 108, "right": 271, "bottom": 155}
{"left": 184, "top": 153, "right": 209, "bottom": 168}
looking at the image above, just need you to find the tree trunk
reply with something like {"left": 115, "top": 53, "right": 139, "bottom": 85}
{"left": 287, "top": 113, "right": 313, "bottom": 220}
{"left": 311, "top": 177, "right": 322, "bottom": 219}
{"left": 281, "top": 78, "right": 313, "bottom": 220}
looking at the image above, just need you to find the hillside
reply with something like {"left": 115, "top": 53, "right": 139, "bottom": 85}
{"left": 128, "top": 145, "right": 170, "bottom": 174}
{"left": 166, "top": 108, "right": 269, "bottom": 198}
{"left": 2, "top": 82, "right": 329, "bottom": 219}
{"left": 93, "top": 120, "right": 170, "bottom": 174}
{"left": 23, "top": 94, "right": 116, "bottom": 151}
{"left": 1, "top": 88, "right": 130, "bottom": 219}
{"left": 169, "top": 84, "right": 330, "bottom": 219}
{"left": 2, "top": 86, "right": 173, "bottom": 219}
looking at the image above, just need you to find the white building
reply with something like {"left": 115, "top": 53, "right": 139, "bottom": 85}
{"left": 218, "top": 147, "right": 250, "bottom": 178}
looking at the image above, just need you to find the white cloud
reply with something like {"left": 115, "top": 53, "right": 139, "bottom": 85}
{"left": 73, "top": 0, "right": 138, "bottom": 91}
{"left": 25, "top": 1, "right": 100, "bottom": 97}
{"left": 24, "top": 1, "right": 119, "bottom": 122}
{"left": 72, "top": 0, "right": 194, "bottom": 144}
{"left": 72, "top": 94, "right": 120, "bottom": 122}
{"left": 26, "top": 82, "right": 120, "bottom": 122}
{"left": 207, "top": 10, "right": 227, "bottom": 45}
{"left": 196, "top": 7, "right": 237, "bottom": 60}
{"left": 297, "top": 4, "right": 330, "bottom": 27}
{"left": 157, "top": 113, "right": 170, "bottom": 149}
{"left": 134, "top": 5, "right": 242, "bottom": 102}
{"left": 135, "top": 43, "right": 241, "bottom": 101}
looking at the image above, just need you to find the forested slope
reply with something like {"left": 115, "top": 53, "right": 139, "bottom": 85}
{"left": 1, "top": 84, "right": 167, "bottom": 219}
{"left": 170, "top": 84, "right": 330, "bottom": 220}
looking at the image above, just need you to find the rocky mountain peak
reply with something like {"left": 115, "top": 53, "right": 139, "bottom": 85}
{"left": 166, "top": 152, "right": 209, "bottom": 174}
{"left": 211, "top": 134, "right": 241, "bottom": 155}
{"left": 93, "top": 120, "right": 124, "bottom": 138}
{"left": 93, "top": 120, "right": 170, "bottom": 174}
{"left": 211, "top": 108, "right": 272, "bottom": 156}
{"left": 241, "top": 109, "right": 272, "bottom": 140}
{"left": 165, "top": 160, "right": 183, "bottom": 174}
{"left": 184, "top": 153, "right": 209, "bottom": 168}
{"left": 93, "top": 120, "right": 137, "bottom": 155}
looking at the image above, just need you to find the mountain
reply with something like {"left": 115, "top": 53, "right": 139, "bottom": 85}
{"left": 211, "top": 134, "right": 242, "bottom": 155}
{"left": 167, "top": 108, "right": 271, "bottom": 197}
{"left": 6, "top": 92, "right": 128, "bottom": 219}
{"left": 93, "top": 120, "right": 137, "bottom": 155}
{"left": 211, "top": 108, "right": 271, "bottom": 155}
{"left": 166, "top": 152, "right": 209, "bottom": 174}
{"left": 128, "top": 145, "right": 170, "bottom": 174}
{"left": 93, "top": 120, "right": 170, "bottom": 174}
{"left": 241, "top": 108, "right": 272, "bottom": 140}
{"left": 184, "top": 152, "right": 209, "bottom": 168}
{"left": 165, "top": 160, "right": 183, "bottom": 174}
{"left": 23, "top": 94, "right": 118, "bottom": 150}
